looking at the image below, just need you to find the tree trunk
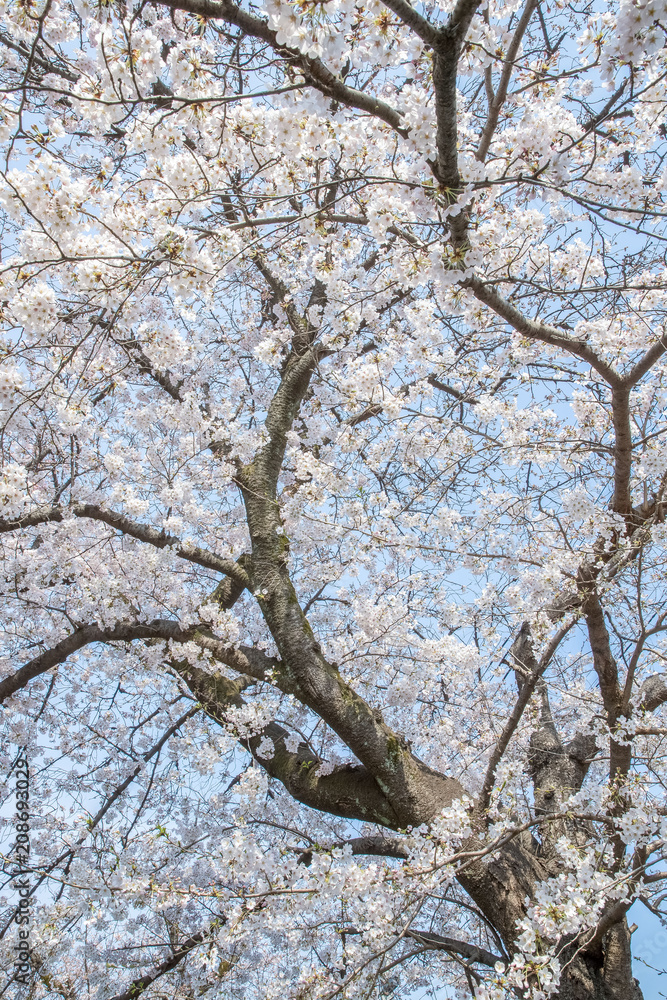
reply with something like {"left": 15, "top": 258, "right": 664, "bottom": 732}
{"left": 460, "top": 842, "right": 643, "bottom": 999}
{"left": 557, "top": 921, "right": 643, "bottom": 1000}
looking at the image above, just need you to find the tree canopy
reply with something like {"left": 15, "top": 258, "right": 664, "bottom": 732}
{"left": 1, "top": 0, "right": 667, "bottom": 996}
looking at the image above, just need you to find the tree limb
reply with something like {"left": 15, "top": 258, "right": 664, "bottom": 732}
{"left": 381, "top": 0, "right": 441, "bottom": 45}
{"left": 0, "top": 620, "right": 182, "bottom": 704}
{"left": 476, "top": 0, "right": 538, "bottom": 162}
{"left": 157, "top": 0, "right": 407, "bottom": 134}
{"left": 406, "top": 929, "right": 503, "bottom": 967}
{"left": 175, "top": 659, "right": 405, "bottom": 826}
{"left": 476, "top": 618, "right": 577, "bottom": 815}
{"left": 638, "top": 673, "right": 667, "bottom": 712}
{"left": 107, "top": 927, "right": 213, "bottom": 1000}
{"left": 465, "top": 277, "right": 623, "bottom": 386}
{"left": 0, "top": 503, "right": 250, "bottom": 588}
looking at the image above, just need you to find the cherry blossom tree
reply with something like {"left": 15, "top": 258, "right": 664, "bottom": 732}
{"left": 1, "top": 0, "right": 667, "bottom": 996}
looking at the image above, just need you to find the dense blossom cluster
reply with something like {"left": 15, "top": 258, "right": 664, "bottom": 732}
{"left": 0, "top": 0, "right": 666, "bottom": 997}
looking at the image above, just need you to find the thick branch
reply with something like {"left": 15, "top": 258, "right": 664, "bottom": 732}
{"left": 582, "top": 590, "right": 622, "bottom": 723}
{"left": 176, "top": 660, "right": 403, "bottom": 826}
{"left": 0, "top": 503, "right": 250, "bottom": 588}
{"left": 0, "top": 620, "right": 275, "bottom": 705}
{"left": 406, "top": 929, "right": 503, "bottom": 967}
{"left": 0, "top": 620, "right": 182, "bottom": 705}
{"left": 381, "top": 0, "right": 441, "bottom": 45}
{"left": 0, "top": 509, "right": 63, "bottom": 533}
{"left": 108, "top": 928, "right": 212, "bottom": 1000}
{"left": 638, "top": 673, "right": 667, "bottom": 712}
{"left": 465, "top": 277, "right": 623, "bottom": 386}
{"left": 345, "top": 835, "right": 409, "bottom": 858}
{"left": 157, "top": 0, "right": 407, "bottom": 134}
{"left": 432, "top": 35, "right": 462, "bottom": 191}
{"left": 582, "top": 588, "right": 631, "bottom": 788}
{"left": 0, "top": 616, "right": 400, "bottom": 825}
{"left": 476, "top": 0, "right": 538, "bottom": 162}
{"left": 610, "top": 388, "right": 633, "bottom": 517}
{"left": 429, "top": 0, "right": 481, "bottom": 204}
{"left": 624, "top": 335, "right": 667, "bottom": 387}
{"left": 117, "top": 336, "right": 184, "bottom": 400}
{"left": 232, "top": 296, "right": 465, "bottom": 826}
{"left": 449, "top": 0, "right": 484, "bottom": 31}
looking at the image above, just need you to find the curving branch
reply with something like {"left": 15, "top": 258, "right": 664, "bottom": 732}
{"left": 380, "top": 0, "right": 441, "bottom": 45}
{"left": 0, "top": 596, "right": 428, "bottom": 829}
{"left": 6, "top": 0, "right": 407, "bottom": 136}
{"left": 0, "top": 621, "right": 181, "bottom": 705}
{"left": 174, "top": 658, "right": 405, "bottom": 827}
{"left": 624, "top": 336, "right": 667, "bottom": 387}
{"left": 465, "top": 277, "right": 623, "bottom": 386}
{"left": 405, "top": 928, "right": 504, "bottom": 967}
{"left": 248, "top": 724, "right": 404, "bottom": 827}
{"left": 157, "top": 0, "right": 407, "bottom": 134}
{"left": 0, "top": 502, "right": 250, "bottom": 588}
{"left": 467, "top": 278, "right": 667, "bottom": 400}
{"left": 0, "top": 619, "right": 275, "bottom": 705}
{"left": 107, "top": 927, "right": 214, "bottom": 1000}
{"left": 476, "top": 0, "right": 538, "bottom": 162}
{"left": 227, "top": 289, "right": 466, "bottom": 827}
{"left": 0, "top": 612, "right": 403, "bottom": 827}
{"left": 74, "top": 503, "right": 250, "bottom": 585}
{"left": 0, "top": 509, "right": 62, "bottom": 533}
